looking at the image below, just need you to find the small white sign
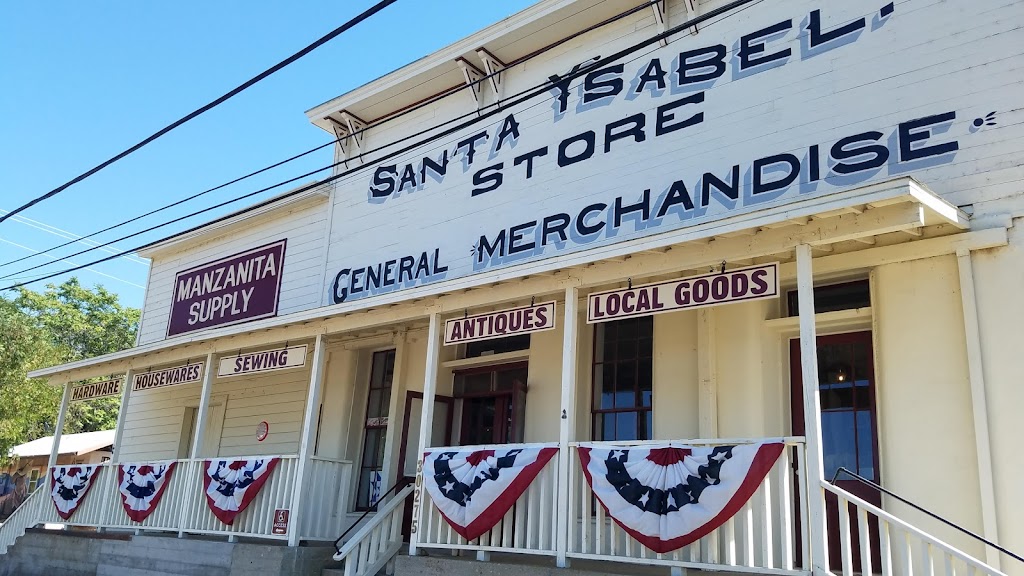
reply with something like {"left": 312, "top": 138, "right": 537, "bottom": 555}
{"left": 444, "top": 301, "right": 557, "bottom": 345}
{"left": 218, "top": 345, "right": 308, "bottom": 377}
{"left": 70, "top": 378, "right": 122, "bottom": 403}
{"left": 587, "top": 263, "right": 780, "bottom": 323}
{"left": 132, "top": 362, "right": 205, "bottom": 392}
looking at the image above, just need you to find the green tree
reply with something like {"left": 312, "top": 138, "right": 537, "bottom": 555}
{"left": 0, "top": 279, "right": 140, "bottom": 465}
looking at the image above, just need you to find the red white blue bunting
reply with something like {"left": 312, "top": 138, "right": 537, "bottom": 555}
{"left": 578, "top": 442, "right": 784, "bottom": 553}
{"left": 117, "top": 461, "right": 176, "bottom": 522}
{"left": 50, "top": 465, "right": 101, "bottom": 520}
{"left": 202, "top": 458, "right": 279, "bottom": 525}
{"left": 422, "top": 446, "right": 557, "bottom": 541}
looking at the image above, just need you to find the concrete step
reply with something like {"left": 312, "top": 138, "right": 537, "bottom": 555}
{"left": 395, "top": 552, "right": 677, "bottom": 576}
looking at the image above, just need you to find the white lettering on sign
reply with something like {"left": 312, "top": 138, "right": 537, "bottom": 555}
{"left": 70, "top": 379, "right": 122, "bottom": 403}
{"left": 132, "top": 362, "right": 205, "bottom": 392}
{"left": 444, "top": 301, "right": 557, "bottom": 345}
{"left": 587, "top": 263, "right": 779, "bottom": 323}
{"left": 218, "top": 345, "right": 308, "bottom": 377}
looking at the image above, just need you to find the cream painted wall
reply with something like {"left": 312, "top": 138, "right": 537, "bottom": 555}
{"left": 652, "top": 311, "right": 699, "bottom": 440}
{"left": 715, "top": 301, "right": 770, "bottom": 439}
{"left": 524, "top": 321, "right": 564, "bottom": 444}
{"left": 873, "top": 255, "right": 985, "bottom": 559}
{"left": 965, "top": 222, "right": 1024, "bottom": 568}
{"left": 117, "top": 345, "right": 315, "bottom": 462}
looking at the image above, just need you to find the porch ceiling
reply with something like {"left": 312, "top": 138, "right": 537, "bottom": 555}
{"left": 30, "top": 176, "right": 1000, "bottom": 385}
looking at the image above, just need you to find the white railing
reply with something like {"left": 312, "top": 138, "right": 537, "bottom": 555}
{"left": 567, "top": 438, "right": 808, "bottom": 575}
{"left": 820, "top": 481, "right": 1007, "bottom": 576}
{"left": 334, "top": 484, "right": 414, "bottom": 576}
{"left": 0, "top": 455, "right": 353, "bottom": 552}
{"left": 415, "top": 442, "right": 560, "bottom": 557}
{"left": 0, "top": 486, "right": 47, "bottom": 554}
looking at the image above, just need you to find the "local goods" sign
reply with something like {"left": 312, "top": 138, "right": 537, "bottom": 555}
{"left": 587, "top": 263, "right": 779, "bottom": 323}
{"left": 168, "top": 240, "right": 286, "bottom": 337}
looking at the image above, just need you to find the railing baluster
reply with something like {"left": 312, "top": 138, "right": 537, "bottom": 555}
{"left": 859, "top": 507, "right": 873, "bottom": 576}
{"left": 943, "top": 551, "right": 954, "bottom": 576}
{"left": 725, "top": 516, "right": 737, "bottom": 565}
{"left": 839, "top": 495, "right": 854, "bottom": 576}
{"left": 922, "top": 542, "right": 935, "bottom": 576}
{"left": 761, "top": 474, "right": 774, "bottom": 568}
{"left": 903, "top": 531, "right": 915, "bottom": 576}
{"left": 881, "top": 520, "right": 894, "bottom": 576}
{"left": 779, "top": 448, "right": 794, "bottom": 570}
{"left": 743, "top": 497, "right": 755, "bottom": 567}
{"left": 595, "top": 494, "right": 604, "bottom": 556}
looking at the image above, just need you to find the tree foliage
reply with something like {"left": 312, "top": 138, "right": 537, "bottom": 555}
{"left": 0, "top": 278, "right": 140, "bottom": 466}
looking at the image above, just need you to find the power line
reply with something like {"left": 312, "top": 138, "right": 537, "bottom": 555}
{"left": 0, "top": 0, "right": 398, "bottom": 227}
{"left": 0, "top": 237, "right": 144, "bottom": 290}
{"left": 0, "top": 0, "right": 761, "bottom": 292}
{"left": 0, "top": 209, "right": 147, "bottom": 265}
{"left": 0, "top": 0, "right": 660, "bottom": 271}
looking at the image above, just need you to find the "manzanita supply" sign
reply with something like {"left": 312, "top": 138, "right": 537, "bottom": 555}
{"left": 587, "top": 263, "right": 779, "bottom": 323}
{"left": 168, "top": 240, "right": 286, "bottom": 337}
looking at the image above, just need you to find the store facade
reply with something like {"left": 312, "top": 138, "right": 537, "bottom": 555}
{"left": 5, "top": 0, "right": 1023, "bottom": 575}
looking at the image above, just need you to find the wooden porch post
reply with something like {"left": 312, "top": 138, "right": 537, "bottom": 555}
{"left": 409, "top": 312, "right": 441, "bottom": 557}
{"left": 189, "top": 353, "right": 217, "bottom": 458}
{"left": 556, "top": 286, "right": 579, "bottom": 568}
{"left": 955, "top": 248, "right": 1001, "bottom": 569}
{"left": 110, "top": 369, "right": 134, "bottom": 463}
{"left": 47, "top": 383, "right": 73, "bottom": 470}
{"left": 289, "top": 334, "right": 328, "bottom": 547}
{"left": 796, "top": 244, "right": 830, "bottom": 576}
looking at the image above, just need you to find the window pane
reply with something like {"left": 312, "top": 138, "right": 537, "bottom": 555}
{"left": 615, "top": 361, "right": 636, "bottom": 409}
{"left": 595, "top": 364, "right": 615, "bottom": 410}
{"left": 856, "top": 410, "right": 876, "bottom": 480}
{"left": 361, "top": 429, "right": 381, "bottom": 467}
{"left": 619, "top": 318, "right": 639, "bottom": 340}
{"left": 594, "top": 325, "right": 608, "bottom": 363}
{"left": 367, "top": 389, "right": 384, "bottom": 419}
{"left": 638, "top": 336, "right": 653, "bottom": 358}
{"left": 821, "top": 411, "right": 856, "bottom": 479}
{"left": 496, "top": 367, "right": 528, "bottom": 391}
{"left": 466, "top": 334, "right": 531, "bottom": 358}
{"left": 641, "top": 411, "right": 653, "bottom": 441}
{"left": 615, "top": 412, "right": 638, "bottom": 441}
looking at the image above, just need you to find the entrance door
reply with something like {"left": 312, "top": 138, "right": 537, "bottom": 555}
{"left": 397, "top": 391, "right": 453, "bottom": 540}
{"left": 790, "top": 331, "right": 881, "bottom": 572}
{"left": 453, "top": 362, "right": 528, "bottom": 446}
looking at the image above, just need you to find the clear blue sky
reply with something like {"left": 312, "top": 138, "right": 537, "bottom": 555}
{"left": 0, "top": 1, "right": 535, "bottom": 308}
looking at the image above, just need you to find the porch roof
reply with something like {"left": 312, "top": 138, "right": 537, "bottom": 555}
{"left": 10, "top": 429, "right": 115, "bottom": 459}
{"left": 29, "top": 177, "right": 1000, "bottom": 385}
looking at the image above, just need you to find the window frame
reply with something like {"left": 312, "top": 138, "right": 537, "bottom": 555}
{"left": 590, "top": 316, "right": 654, "bottom": 442}
{"left": 354, "top": 348, "right": 397, "bottom": 512}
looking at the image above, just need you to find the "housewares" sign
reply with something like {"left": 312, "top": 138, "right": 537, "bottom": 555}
{"left": 587, "top": 263, "right": 779, "bottom": 323}
{"left": 444, "top": 301, "right": 557, "bottom": 345}
{"left": 218, "top": 345, "right": 308, "bottom": 377}
{"left": 132, "top": 362, "right": 205, "bottom": 392}
{"left": 168, "top": 240, "right": 286, "bottom": 337}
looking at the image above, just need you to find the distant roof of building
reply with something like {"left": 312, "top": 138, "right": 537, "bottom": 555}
{"left": 9, "top": 429, "right": 116, "bottom": 459}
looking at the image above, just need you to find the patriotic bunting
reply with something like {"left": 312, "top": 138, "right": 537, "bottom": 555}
{"left": 117, "top": 461, "right": 176, "bottom": 522}
{"left": 578, "top": 442, "right": 784, "bottom": 553}
{"left": 50, "top": 465, "right": 102, "bottom": 520}
{"left": 422, "top": 446, "right": 557, "bottom": 541}
{"left": 202, "top": 458, "right": 279, "bottom": 525}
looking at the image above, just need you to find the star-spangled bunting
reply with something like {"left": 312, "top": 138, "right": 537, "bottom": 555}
{"left": 50, "top": 465, "right": 101, "bottom": 521}
{"left": 117, "top": 461, "right": 176, "bottom": 522}
{"left": 422, "top": 446, "right": 557, "bottom": 541}
{"left": 578, "top": 442, "right": 784, "bottom": 553}
{"left": 202, "top": 458, "right": 279, "bottom": 525}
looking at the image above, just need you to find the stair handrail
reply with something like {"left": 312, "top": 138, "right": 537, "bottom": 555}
{"left": 831, "top": 467, "right": 1023, "bottom": 564}
{"left": 333, "top": 484, "right": 414, "bottom": 561}
{"left": 332, "top": 479, "right": 411, "bottom": 554}
{"left": 0, "top": 483, "right": 46, "bottom": 553}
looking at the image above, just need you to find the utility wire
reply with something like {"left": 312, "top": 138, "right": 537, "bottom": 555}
{"left": 0, "top": 0, "right": 398, "bottom": 227}
{"left": 0, "top": 0, "right": 659, "bottom": 271}
{"left": 0, "top": 209, "right": 147, "bottom": 265}
{"left": 0, "top": 0, "right": 761, "bottom": 292}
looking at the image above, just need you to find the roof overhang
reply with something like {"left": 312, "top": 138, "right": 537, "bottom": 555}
{"left": 29, "top": 177, "right": 999, "bottom": 383}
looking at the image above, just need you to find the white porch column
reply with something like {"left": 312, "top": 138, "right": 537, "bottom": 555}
{"left": 47, "top": 383, "right": 73, "bottom": 470}
{"left": 289, "top": 334, "right": 328, "bottom": 547}
{"left": 110, "top": 369, "right": 134, "bottom": 463}
{"left": 409, "top": 312, "right": 442, "bottom": 557}
{"left": 955, "top": 248, "right": 1001, "bottom": 569}
{"left": 381, "top": 331, "right": 408, "bottom": 494}
{"left": 189, "top": 353, "right": 216, "bottom": 458}
{"left": 795, "top": 244, "right": 830, "bottom": 576}
{"left": 556, "top": 286, "right": 579, "bottom": 568}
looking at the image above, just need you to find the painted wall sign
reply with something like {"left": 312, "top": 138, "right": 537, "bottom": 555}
{"left": 444, "top": 301, "right": 557, "bottom": 345}
{"left": 70, "top": 378, "right": 122, "bottom": 403}
{"left": 131, "top": 362, "right": 205, "bottom": 392}
{"left": 587, "top": 263, "right": 779, "bottom": 323}
{"left": 322, "top": 1, "right": 1000, "bottom": 307}
{"left": 168, "top": 239, "right": 286, "bottom": 337}
{"left": 218, "top": 345, "right": 308, "bottom": 378}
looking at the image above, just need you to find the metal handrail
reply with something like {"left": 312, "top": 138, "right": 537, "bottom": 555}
{"left": 332, "top": 478, "right": 411, "bottom": 553}
{"left": 830, "top": 467, "right": 1023, "bottom": 564}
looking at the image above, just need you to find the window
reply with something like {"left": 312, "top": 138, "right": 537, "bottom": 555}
{"left": 786, "top": 280, "right": 870, "bottom": 317}
{"left": 592, "top": 317, "right": 653, "bottom": 441}
{"left": 356, "top": 349, "right": 396, "bottom": 511}
{"left": 453, "top": 363, "right": 528, "bottom": 445}
{"left": 465, "top": 334, "right": 531, "bottom": 358}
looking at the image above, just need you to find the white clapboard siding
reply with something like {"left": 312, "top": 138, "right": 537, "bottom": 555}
{"left": 137, "top": 199, "right": 328, "bottom": 345}
{"left": 116, "top": 351, "right": 313, "bottom": 461}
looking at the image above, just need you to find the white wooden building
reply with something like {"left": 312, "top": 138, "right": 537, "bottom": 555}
{"left": 3, "top": 1, "right": 1022, "bottom": 575}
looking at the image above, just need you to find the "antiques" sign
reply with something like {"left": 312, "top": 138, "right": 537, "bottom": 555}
{"left": 444, "top": 301, "right": 556, "bottom": 345}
